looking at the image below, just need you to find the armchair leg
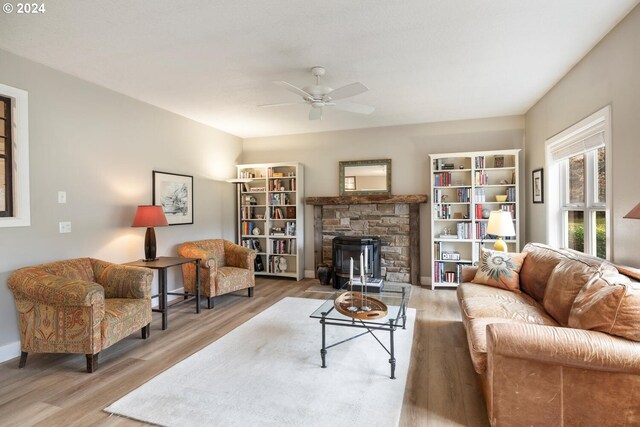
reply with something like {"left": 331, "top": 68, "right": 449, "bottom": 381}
{"left": 86, "top": 353, "right": 99, "bottom": 373}
{"left": 18, "top": 351, "right": 28, "bottom": 369}
{"left": 208, "top": 297, "right": 214, "bottom": 309}
{"left": 248, "top": 287, "right": 254, "bottom": 297}
{"left": 142, "top": 323, "right": 151, "bottom": 339}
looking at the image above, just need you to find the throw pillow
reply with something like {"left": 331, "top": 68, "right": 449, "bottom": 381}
{"left": 542, "top": 258, "right": 600, "bottom": 326}
{"left": 471, "top": 248, "right": 527, "bottom": 292}
{"left": 568, "top": 273, "right": 640, "bottom": 342}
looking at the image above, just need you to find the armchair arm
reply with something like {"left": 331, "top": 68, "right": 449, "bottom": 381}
{"left": 8, "top": 267, "right": 104, "bottom": 307}
{"left": 487, "top": 322, "right": 640, "bottom": 374}
{"left": 91, "top": 259, "right": 153, "bottom": 299}
{"left": 223, "top": 240, "right": 256, "bottom": 271}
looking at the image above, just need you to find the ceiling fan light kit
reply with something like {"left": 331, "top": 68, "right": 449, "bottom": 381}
{"left": 260, "top": 66, "right": 375, "bottom": 120}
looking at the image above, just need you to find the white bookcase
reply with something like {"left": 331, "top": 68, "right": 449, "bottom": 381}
{"left": 236, "top": 162, "right": 304, "bottom": 281}
{"left": 429, "top": 149, "right": 520, "bottom": 289}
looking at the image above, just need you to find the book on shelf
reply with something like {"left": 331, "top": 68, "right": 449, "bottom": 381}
{"left": 474, "top": 188, "right": 486, "bottom": 202}
{"left": 474, "top": 170, "right": 488, "bottom": 185}
{"left": 434, "top": 172, "right": 452, "bottom": 186}
{"left": 474, "top": 156, "right": 485, "bottom": 169}
{"left": 439, "top": 234, "right": 458, "bottom": 240}
{"left": 433, "top": 260, "right": 472, "bottom": 284}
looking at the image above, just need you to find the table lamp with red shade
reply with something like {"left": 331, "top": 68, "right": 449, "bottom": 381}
{"left": 132, "top": 205, "right": 168, "bottom": 261}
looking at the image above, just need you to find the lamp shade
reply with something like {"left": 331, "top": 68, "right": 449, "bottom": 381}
{"left": 624, "top": 202, "right": 640, "bottom": 219}
{"left": 132, "top": 205, "right": 168, "bottom": 227}
{"left": 486, "top": 211, "right": 515, "bottom": 237}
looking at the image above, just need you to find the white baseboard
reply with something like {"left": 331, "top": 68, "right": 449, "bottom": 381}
{"left": 304, "top": 270, "right": 315, "bottom": 279}
{"left": 0, "top": 340, "right": 21, "bottom": 364}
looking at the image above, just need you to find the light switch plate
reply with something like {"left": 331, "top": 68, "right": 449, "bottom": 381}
{"left": 58, "top": 191, "right": 67, "bottom": 204}
{"left": 59, "top": 221, "right": 71, "bottom": 233}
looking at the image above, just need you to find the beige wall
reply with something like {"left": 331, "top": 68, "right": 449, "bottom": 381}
{"left": 242, "top": 116, "right": 525, "bottom": 279}
{"left": 524, "top": 5, "right": 640, "bottom": 266}
{"left": 0, "top": 50, "right": 242, "bottom": 356}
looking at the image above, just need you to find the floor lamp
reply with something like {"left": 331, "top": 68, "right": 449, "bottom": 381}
{"left": 227, "top": 178, "right": 252, "bottom": 244}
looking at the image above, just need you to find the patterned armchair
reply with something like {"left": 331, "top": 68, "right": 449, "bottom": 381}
{"left": 178, "top": 239, "right": 256, "bottom": 309}
{"left": 7, "top": 258, "right": 153, "bottom": 373}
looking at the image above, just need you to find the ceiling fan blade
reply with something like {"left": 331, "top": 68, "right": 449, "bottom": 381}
{"left": 257, "top": 101, "right": 306, "bottom": 108}
{"left": 331, "top": 101, "right": 375, "bottom": 115}
{"left": 326, "top": 82, "right": 368, "bottom": 100}
{"left": 273, "top": 81, "right": 312, "bottom": 99}
{"left": 309, "top": 106, "right": 323, "bottom": 120}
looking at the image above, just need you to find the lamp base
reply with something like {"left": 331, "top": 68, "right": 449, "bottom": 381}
{"left": 144, "top": 227, "right": 157, "bottom": 261}
{"left": 142, "top": 258, "right": 159, "bottom": 262}
{"left": 493, "top": 237, "right": 508, "bottom": 252}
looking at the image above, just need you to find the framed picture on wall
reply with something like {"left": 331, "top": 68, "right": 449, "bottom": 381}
{"left": 153, "top": 171, "right": 194, "bottom": 225}
{"left": 532, "top": 168, "right": 544, "bottom": 204}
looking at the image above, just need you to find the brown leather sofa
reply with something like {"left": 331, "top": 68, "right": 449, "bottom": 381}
{"left": 457, "top": 243, "right": 640, "bottom": 427}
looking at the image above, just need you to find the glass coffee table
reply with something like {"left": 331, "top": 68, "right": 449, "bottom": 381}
{"left": 309, "top": 282, "right": 411, "bottom": 379}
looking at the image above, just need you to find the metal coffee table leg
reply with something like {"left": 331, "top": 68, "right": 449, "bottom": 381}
{"left": 321, "top": 312, "right": 327, "bottom": 368}
{"left": 389, "top": 318, "right": 396, "bottom": 379}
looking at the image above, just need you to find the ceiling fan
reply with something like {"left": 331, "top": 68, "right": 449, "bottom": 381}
{"left": 259, "top": 66, "right": 375, "bottom": 120}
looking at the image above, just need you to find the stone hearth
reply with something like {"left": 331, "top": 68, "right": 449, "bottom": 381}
{"left": 305, "top": 195, "right": 428, "bottom": 285}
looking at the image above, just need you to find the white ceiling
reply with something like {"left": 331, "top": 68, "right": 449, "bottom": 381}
{"left": 0, "top": 1, "right": 637, "bottom": 138}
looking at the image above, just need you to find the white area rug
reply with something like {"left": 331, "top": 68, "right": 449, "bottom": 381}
{"left": 105, "top": 297, "right": 416, "bottom": 427}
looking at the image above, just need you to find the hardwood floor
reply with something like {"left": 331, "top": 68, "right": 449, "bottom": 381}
{"left": 0, "top": 279, "right": 488, "bottom": 427}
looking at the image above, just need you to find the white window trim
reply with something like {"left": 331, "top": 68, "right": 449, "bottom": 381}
{"left": 545, "top": 105, "right": 612, "bottom": 259}
{"left": 0, "top": 83, "right": 30, "bottom": 228}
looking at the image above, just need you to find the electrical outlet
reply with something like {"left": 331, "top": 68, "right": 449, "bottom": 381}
{"left": 59, "top": 221, "right": 71, "bottom": 233}
{"left": 58, "top": 191, "right": 67, "bottom": 204}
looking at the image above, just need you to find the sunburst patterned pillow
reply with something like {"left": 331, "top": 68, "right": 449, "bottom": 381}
{"left": 471, "top": 248, "right": 527, "bottom": 292}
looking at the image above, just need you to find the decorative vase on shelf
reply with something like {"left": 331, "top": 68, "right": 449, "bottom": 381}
{"left": 316, "top": 264, "right": 333, "bottom": 286}
{"left": 482, "top": 208, "right": 490, "bottom": 219}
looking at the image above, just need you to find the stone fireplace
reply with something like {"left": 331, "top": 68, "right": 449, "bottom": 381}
{"left": 305, "top": 195, "right": 429, "bottom": 285}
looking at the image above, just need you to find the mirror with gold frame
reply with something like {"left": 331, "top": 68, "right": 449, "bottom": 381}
{"left": 339, "top": 159, "right": 391, "bottom": 196}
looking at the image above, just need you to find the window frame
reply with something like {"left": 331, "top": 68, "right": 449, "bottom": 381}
{"left": 559, "top": 149, "right": 607, "bottom": 257}
{"left": 545, "top": 105, "right": 612, "bottom": 259}
{"left": 0, "top": 83, "right": 30, "bottom": 228}
{"left": 0, "top": 95, "right": 13, "bottom": 216}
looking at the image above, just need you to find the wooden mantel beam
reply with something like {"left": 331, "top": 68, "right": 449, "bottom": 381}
{"left": 305, "top": 194, "right": 428, "bottom": 205}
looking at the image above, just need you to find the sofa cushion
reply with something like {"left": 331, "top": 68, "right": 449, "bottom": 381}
{"left": 471, "top": 248, "right": 527, "bottom": 292}
{"left": 543, "top": 259, "right": 600, "bottom": 326}
{"left": 519, "top": 243, "right": 569, "bottom": 303}
{"left": 460, "top": 286, "right": 559, "bottom": 326}
{"left": 568, "top": 274, "right": 640, "bottom": 342}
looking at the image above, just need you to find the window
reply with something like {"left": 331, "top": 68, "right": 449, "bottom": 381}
{"left": 545, "top": 106, "right": 611, "bottom": 259}
{"left": 0, "top": 83, "right": 30, "bottom": 228}
{"left": 561, "top": 147, "right": 607, "bottom": 258}
{"left": 0, "top": 95, "right": 13, "bottom": 216}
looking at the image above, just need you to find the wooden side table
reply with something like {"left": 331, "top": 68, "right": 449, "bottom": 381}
{"left": 124, "top": 256, "right": 200, "bottom": 330}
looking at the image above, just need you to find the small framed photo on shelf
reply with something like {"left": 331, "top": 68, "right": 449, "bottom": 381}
{"left": 153, "top": 170, "right": 194, "bottom": 225}
{"left": 344, "top": 176, "right": 356, "bottom": 190}
{"left": 532, "top": 168, "right": 544, "bottom": 204}
{"left": 494, "top": 155, "right": 504, "bottom": 168}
